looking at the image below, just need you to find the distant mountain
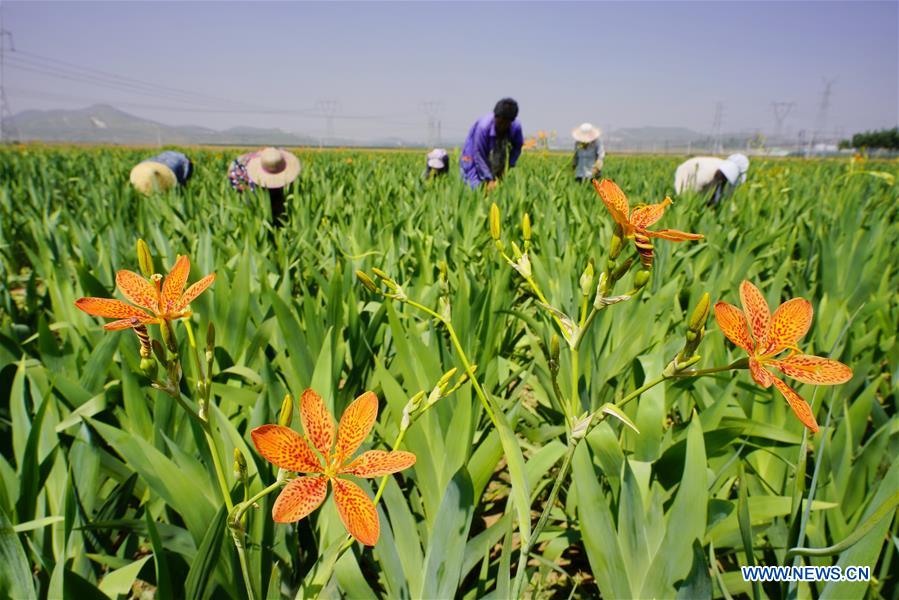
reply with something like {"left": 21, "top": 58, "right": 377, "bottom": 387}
{"left": 6, "top": 104, "right": 322, "bottom": 146}
{"left": 606, "top": 126, "right": 754, "bottom": 152}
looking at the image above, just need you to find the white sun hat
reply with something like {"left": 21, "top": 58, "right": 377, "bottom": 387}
{"left": 427, "top": 148, "right": 448, "bottom": 169}
{"left": 725, "top": 153, "right": 750, "bottom": 182}
{"left": 246, "top": 147, "right": 301, "bottom": 189}
{"left": 572, "top": 122, "right": 601, "bottom": 143}
{"left": 130, "top": 161, "right": 177, "bottom": 195}
{"left": 718, "top": 160, "right": 742, "bottom": 185}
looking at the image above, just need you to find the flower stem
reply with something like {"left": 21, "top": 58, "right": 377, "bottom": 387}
{"left": 510, "top": 437, "right": 577, "bottom": 599}
{"left": 183, "top": 319, "right": 255, "bottom": 600}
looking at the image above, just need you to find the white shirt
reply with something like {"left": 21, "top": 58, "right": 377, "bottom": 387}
{"left": 574, "top": 140, "right": 605, "bottom": 178}
{"left": 674, "top": 157, "right": 728, "bottom": 194}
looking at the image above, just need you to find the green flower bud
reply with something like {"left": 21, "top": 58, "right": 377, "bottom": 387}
{"left": 356, "top": 271, "right": 378, "bottom": 293}
{"left": 139, "top": 356, "right": 158, "bottom": 380}
{"left": 278, "top": 394, "right": 293, "bottom": 427}
{"left": 611, "top": 257, "right": 635, "bottom": 282}
{"left": 137, "top": 239, "right": 155, "bottom": 277}
{"left": 521, "top": 212, "right": 532, "bottom": 242}
{"left": 688, "top": 292, "right": 711, "bottom": 333}
{"left": 579, "top": 259, "right": 595, "bottom": 297}
{"left": 233, "top": 447, "right": 247, "bottom": 479}
{"left": 609, "top": 225, "right": 624, "bottom": 260}
{"left": 490, "top": 203, "right": 501, "bottom": 240}
{"left": 634, "top": 269, "right": 651, "bottom": 291}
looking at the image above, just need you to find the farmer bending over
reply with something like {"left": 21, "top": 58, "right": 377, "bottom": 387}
{"left": 460, "top": 98, "right": 524, "bottom": 191}
{"left": 129, "top": 150, "right": 193, "bottom": 195}
{"left": 674, "top": 153, "right": 749, "bottom": 207}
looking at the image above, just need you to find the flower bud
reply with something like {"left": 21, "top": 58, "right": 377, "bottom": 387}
{"left": 372, "top": 268, "right": 399, "bottom": 292}
{"left": 510, "top": 241, "right": 523, "bottom": 261}
{"left": 233, "top": 448, "right": 247, "bottom": 479}
{"left": 137, "top": 239, "right": 155, "bottom": 277}
{"left": 278, "top": 394, "right": 293, "bottom": 427}
{"left": 611, "top": 257, "right": 635, "bottom": 282}
{"left": 437, "top": 368, "right": 458, "bottom": 391}
{"left": 633, "top": 269, "right": 651, "bottom": 291}
{"left": 521, "top": 212, "right": 532, "bottom": 242}
{"left": 356, "top": 271, "right": 378, "bottom": 293}
{"left": 489, "top": 203, "right": 501, "bottom": 240}
{"left": 139, "top": 356, "right": 158, "bottom": 380}
{"left": 579, "top": 259, "right": 595, "bottom": 297}
{"left": 688, "top": 292, "right": 711, "bottom": 333}
{"left": 161, "top": 321, "right": 178, "bottom": 354}
{"left": 609, "top": 226, "right": 624, "bottom": 260}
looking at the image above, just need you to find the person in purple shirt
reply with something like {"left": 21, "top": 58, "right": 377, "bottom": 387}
{"left": 460, "top": 98, "right": 524, "bottom": 190}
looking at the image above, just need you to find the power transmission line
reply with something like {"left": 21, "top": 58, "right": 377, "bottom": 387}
{"left": 771, "top": 101, "right": 795, "bottom": 143}
{"left": 420, "top": 100, "right": 442, "bottom": 146}
{"left": 0, "top": 7, "right": 17, "bottom": 142}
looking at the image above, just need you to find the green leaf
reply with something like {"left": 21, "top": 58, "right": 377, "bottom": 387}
{"left": 98, "top": 555, "right": 152, "bottom": 598}
{"left": 185, "top": 505, "right": 227, "bottom": 600}
{"left": 573, "top": 442, "right": 631, "bottom": 598}
{"left": 0, "top": 505, "right": 36, "bottom": 600}
{"left": 145, "top": 511, "right": 172, "bottom": 600}
{"left": 420, "top": 466, "right": 475, "bottom": 600}
{"left": 640, "top": 413, "right": 708, "bottom": 599}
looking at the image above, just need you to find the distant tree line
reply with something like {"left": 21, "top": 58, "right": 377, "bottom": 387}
{"left": 839, "top": 127, "right": 899, "bottom": 150}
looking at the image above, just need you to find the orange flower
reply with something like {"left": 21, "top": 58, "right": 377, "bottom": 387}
{"left": 251, "top": 389, "right": 416, "bottom": 546}
{"left": 75, "top": 255, "right": 215, "bottom": 331}
{"left": 593, "top": 179, "right": 703, "bottom": 267}
{"left": 714, "top": 281, "right": 853, "bottom": 433}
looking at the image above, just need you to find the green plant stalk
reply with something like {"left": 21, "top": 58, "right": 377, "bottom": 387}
{"left": 184, "top": 319, "right": 256, "bottom": 600}
{"left": 510, "top": 437, "right": 577, "bottom": 599}
{"left": 402, "top": 297, "right": 499, "bottom": 424}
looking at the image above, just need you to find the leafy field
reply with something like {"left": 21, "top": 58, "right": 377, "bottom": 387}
{"left": 1, "top": 146, "right": 897, "bottom": 599}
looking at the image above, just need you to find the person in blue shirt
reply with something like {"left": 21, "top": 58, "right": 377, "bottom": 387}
{"left": 129, "top": 150, "right": 193, "bottom": 195}
{"left": 460, "top": 98, "right": 524, "bottom": 190}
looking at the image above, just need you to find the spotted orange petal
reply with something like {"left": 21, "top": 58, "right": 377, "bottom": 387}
{"left": 644, "top": 228, "right": 704, "bottom": 241}
{"left": 749, "top": 358, "right": 774, "bottom": 388}
{"left": 115, "top": 270, "right": 159, "bottom": 313}
{"left": 341, "top": 450, "right": 416, "bottom": 478}
{"left": 764, "top": 298, "right": 813, "bottom": 355}
{"left": 250, "top": 425, "right": 323, "bottom": 473}
{"left": 300, "top": 388, "right": 335, "bottom": 459}
{"left": 593, "top": 179, "right": 631, "bottom": 229}
{"left": 739, "top": 281, "right": 771, "bottom": 349}
{"left": 175, "top": 272, "right": 216, "bottom": 312}
{"left": 714, "top": 301, "right": 755, "bottom": 352}
{"left": 103, "top": 317, "right": 150, "bottom": 331}
{"left": 771, "top": 354, "right": 853, "bottom": 385}
{"left": 332, "top": 477, "right": 379, "bottom": 545}
{"left": 334, "top": 392, "right": 378, "bottom": 463}
{"left": 75, "top": 297, "right": 152, "bottom": 320}
{"left": 771, "top": 376, "right": 819, "bottom": 433}
{"left": 161, "top": 255, "right": 190, "bottom": 312}
{"left": 630, "top": 197, "right": 672, "bottom": 229}
{"left": 271, "top": 476, "right": 328, "bottom": 523}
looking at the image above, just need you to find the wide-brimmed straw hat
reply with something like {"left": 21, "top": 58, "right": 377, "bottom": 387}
{"left": 246, "top": 147, "right": 301, "bottom": 189}
{"left": 130, "top": 160, "right": 177, "bottom": 195}
{"left": 572, "top": 122, "right": 601, "bottom": 143}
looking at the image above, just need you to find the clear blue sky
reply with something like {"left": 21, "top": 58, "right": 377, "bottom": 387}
{"left": 3, "top": 1, "right": 897, "bottom": 142}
